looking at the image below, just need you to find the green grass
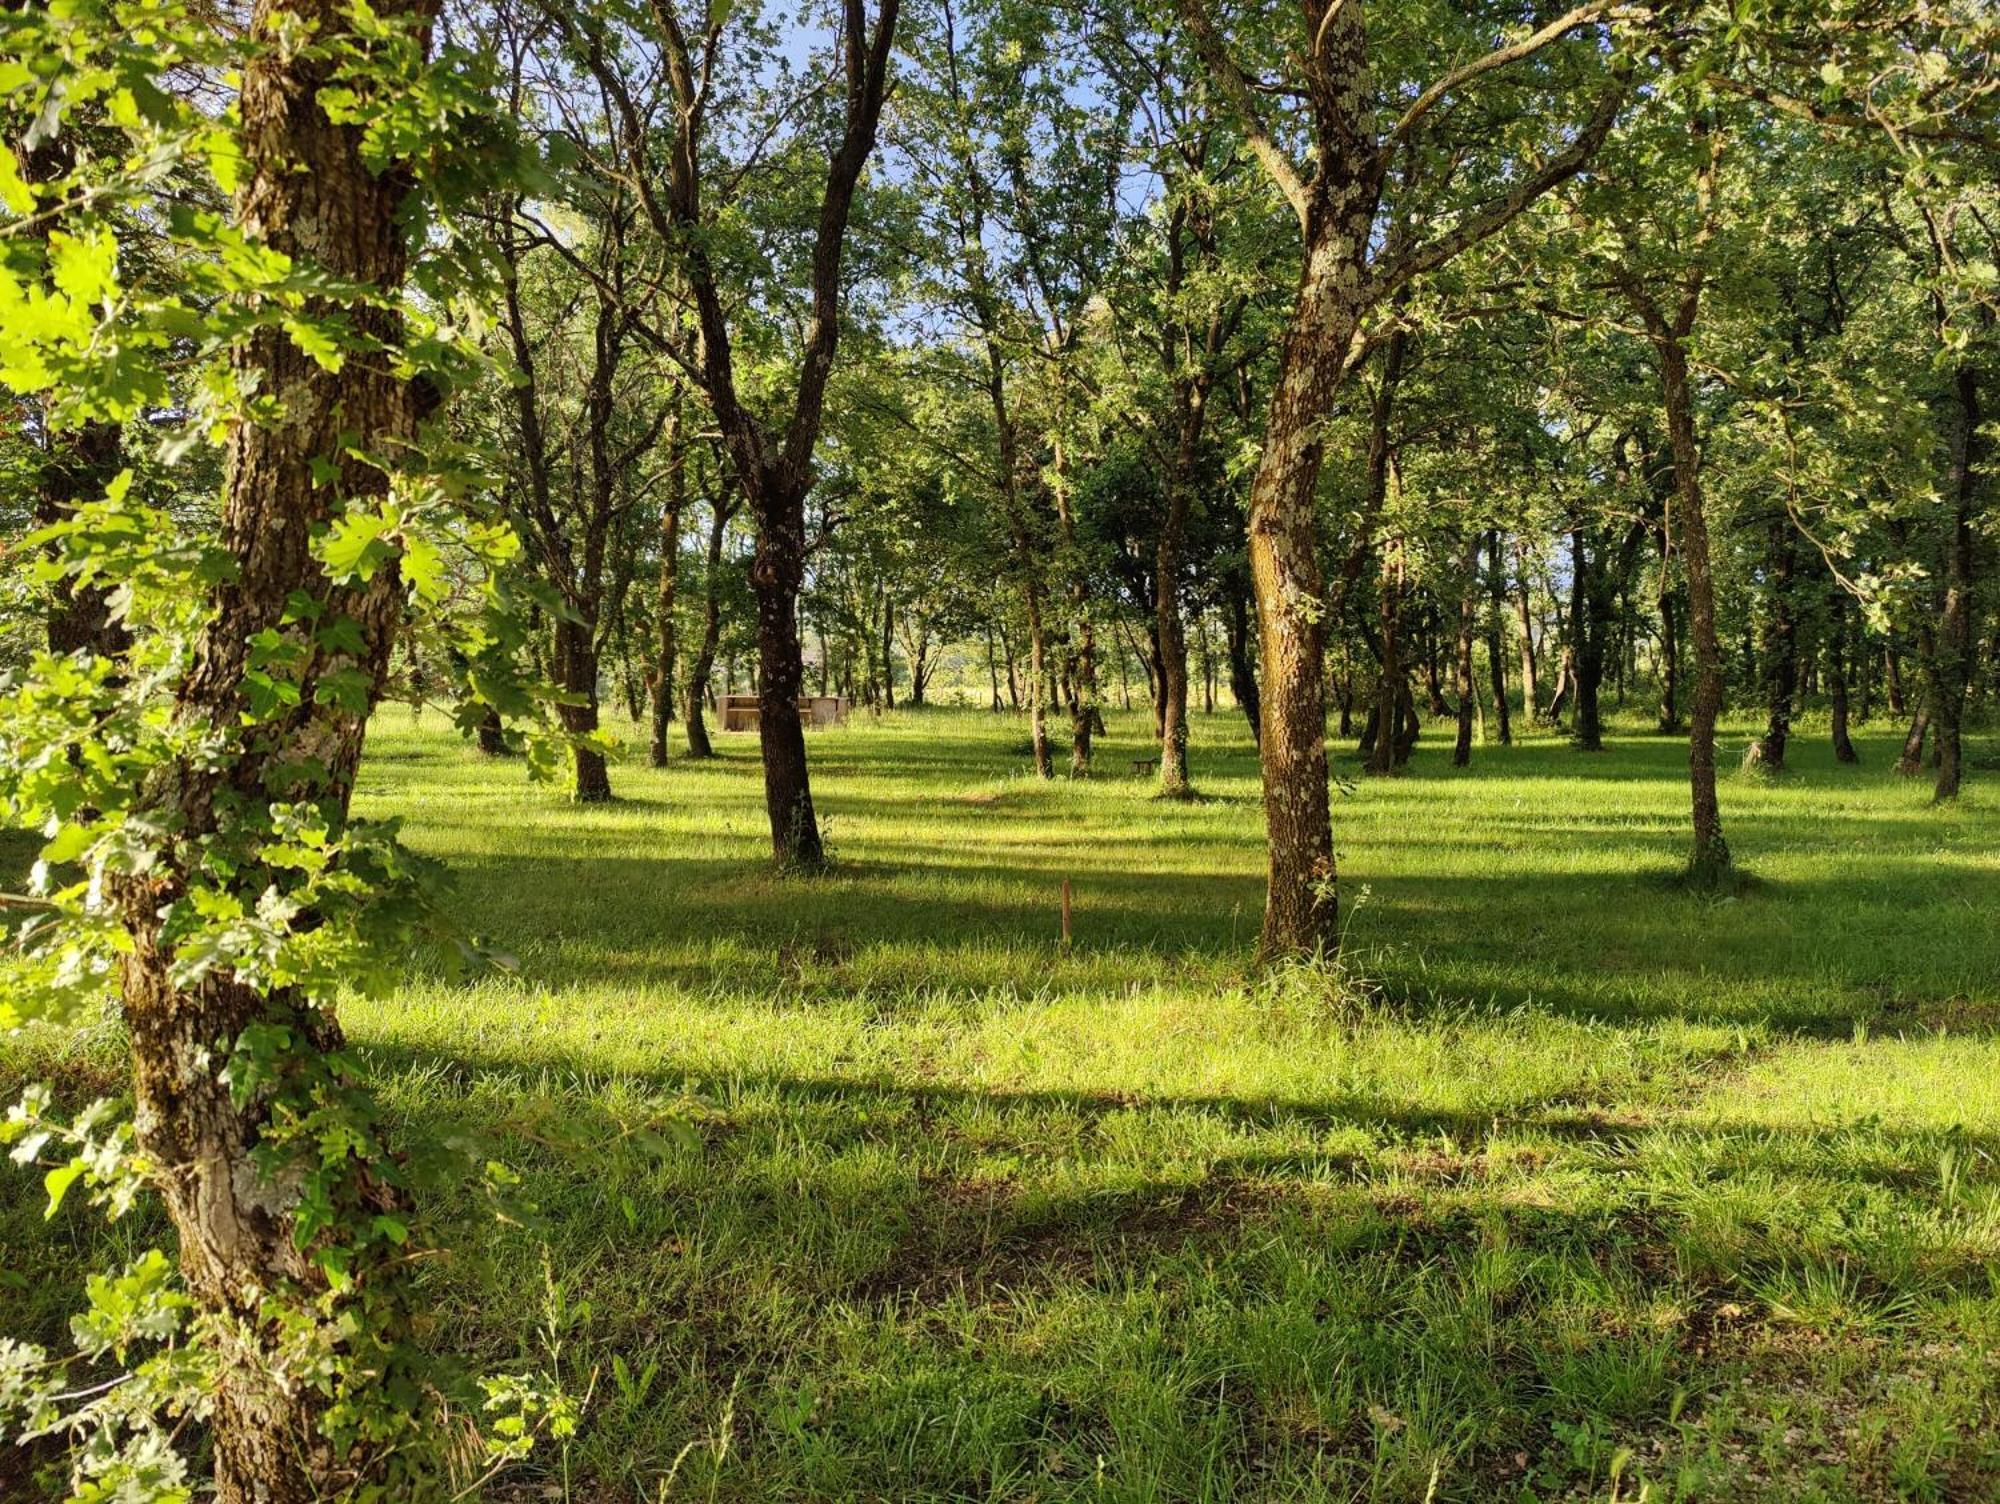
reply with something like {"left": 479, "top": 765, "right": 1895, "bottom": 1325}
{"left": 6, "top": 704, "right": 2000, "bottom": 1501}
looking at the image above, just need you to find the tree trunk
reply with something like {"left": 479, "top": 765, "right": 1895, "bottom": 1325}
{"left": 117, "top": 2, "right": 442, "bottom": 1495}
{"left": 684, "top": 500, "right": 729, "bottom": 760}
{"left": 1078, "top": 617, "right": 1106, "bottom": 744}
{"left": 1423, "top": 606, "right": 1451, "bottom": 719}
{"left": 1157, "top": 473, "right": 1193, "bottom": 794}
{"left": 750, "top": 476, "right": 823, "bottom": 865}
{"left": 1828, "top": 591, "right": 1858, "bottom": 764}
{"left": 986, "top": 623, "right": 1003, "bottom": 710}
{"left": 1930, "top": 364, "right": 1980, "bottom": 801}
{"left": 1393, "top": 678, "right": 1420, "bottom": 768}
{"left": 1485, "top": 529, "right": 1511, "bottom": 746}
{"left": 1023, "top": 581, "right": 1052, "bottom": 776}
{"left": 1898, "top": 702, "right": 1931, "bottom": 774}
{"left": 1745, "top": 516, "right": 1796, "bottom": 772}
{"left": 1885, "top": 646, "right": 1906, "bottom": 715}
{"left": 34, "top": 419, "right": 130, "bottom": 661}
{"left": 1660, "top": 342, "right": 1729, "bottom": 884}
{"left": 1453, "top": 534, "right": 1478, "bottom": 767}
{"left": 556, "top": 615, "right": 611, "bottom": 802}
{"left": 649, "top": 405, "right": 686, "bottom": 768}
{"left": 1657, "top": 564, "right": 1682, "bottom": 733}
{"left": 1514, "top": 539, "right": 1541, "bottom": 724}
{"left": 477, "top": 705, "right": 510, "bottom": 757}
{"left": 1058, "top": 498, "right": 1097, "bottom": 774}
{"left": 1570, "top": 530, "right": 1605, "bottom": 751}
{"left": 880, "top": 589, "right": 895, "bottom": 710}
{"left": 1366, "top": 537, "right": 1403, "bottom": 777}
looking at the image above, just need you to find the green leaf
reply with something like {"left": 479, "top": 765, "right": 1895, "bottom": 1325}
{"left": 319, "top": 508, "right": 395, "bottom": 582}
{"left": 49, "top": 227, "right": 119, "bottom": 310}
{"left": 284, "top": 316, "right": 346, "bottom": 372}
{"left": 41, "top": 821, "right": 93, "bottom": 866}
{"left": 44, "top": 1158, "right": 85, "bottom": 1218}
{"left": 0, "top": 144, "right": 33, "bottom": 215}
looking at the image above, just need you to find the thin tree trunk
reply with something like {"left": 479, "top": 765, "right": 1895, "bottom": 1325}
{"left": 1024, "top": 581, "right": 1052, "bottom": 776}
{"left": 1828, "top": 591, "right": 1858, "bottom": 764}
{"left": 1514, "top": 539, "right": 1541, "bottom": 724}
{"left": 649, "top": 402, "right": 686, "bottom": 767}
{"left": 1930, "top": 364, "right": 1980, "bottom": 801}
{"left": 684, "top": 499, "right": 730, "bottom": 759}
{"left": 1366, "top": 537, "right": 1403, "bottom": 777}
{"left": 1570, "top": 530, "right": 1605, "bottom": 751}
{"left": 986, "top": 622, "right": 1003, "bottom": 710}
{"left": 477, "top": 705, "right": 510, "bottom": 757}
{"left": 880, "top": 588, "right": 895, "bottom": 710}
{"left": 1001, "top": 620, "right": 1021, "bottom": 709}
{"left": 1660, "top": 341, "right": 1730, "bottom": 883}
{"left": 1423, "top": 606, "right": 1451, "bottom": 718}
{"left": 1485, "top": 529, "right": 1512, "bottom": 747}
{"left": 1157, "top": 463, "right": 1193, "bottom": 792}
{"left": 1453, "top": 533, "right": 1478, "bottom": 767}
{"left": 1745, "top": 516, "right": 1796, "bottom": 772}
{"left": 1657, "top": 558, "right": 1682, "bottom": 732}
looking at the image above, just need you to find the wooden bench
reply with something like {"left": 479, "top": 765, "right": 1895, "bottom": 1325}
{"left": 720, "top": 694, "right": 851, "bottom": 732}
{"left": 1131, "top": 757, "right": 1158, "bottom": 776}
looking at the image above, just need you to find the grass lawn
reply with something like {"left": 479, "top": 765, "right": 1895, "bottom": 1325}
{"left": 5, "top": 705, "right": 2000, "bottom": 1502}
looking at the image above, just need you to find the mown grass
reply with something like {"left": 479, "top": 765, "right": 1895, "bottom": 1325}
{"left": 5, "top": 704, "right": 2000, "bottom": 1502}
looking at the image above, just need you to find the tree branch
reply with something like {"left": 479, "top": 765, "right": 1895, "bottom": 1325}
{"left": 1372, "top": 78, "right": 1626, "bottom": 303}
{"left": 1173, "top": 0, "right": 1311, "bottom": 236}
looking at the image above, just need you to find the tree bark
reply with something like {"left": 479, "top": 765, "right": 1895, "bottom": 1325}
{"left": 1514, "top": 539, "right": 1541, "bottom": 724}
{"left": 1366, "top": 536, "right": 1404, "bottom": 778}
{"left": 1828, "top": 591, "right": 1858, "bottom": 764}
{"left": 649, "top": 401, "right": 686, "bottom": 767}
{"left": 1157, "top": 468, "right": 1194, "bottom": 795}
{"left": 1485, "top": 529, "right": 1511, "bottom": 746}
{"left": 880, "top": 595, "right": 898, "bottom": 707}
{"left": 748, "top": 472, "right": 823, "bottom": 864}
{"left": 1570, "top": 530, "right": 1605, "bottom": 750}
{"left": 1930, "top": 364, "right": 1980, "bottom": 801}
{"left": 477, "top": 705, "right": 510, "bottom": 757}
{"left": 1898, "top": 702, "right": 1932, "bottom": 774}
{"left": 1745, "top": 515, "right": 1796, "bottom": 772}
{"left": 557, "top": 615, "right": 612, "bottom": 801}
{"left": 1177, "top": 0, "right": 1618, "bottom": 955}
{"left": 117, "top": 3, "right": 442, "bottom": 1496}
{"left": 684, "top": 497, "right": 731, "bottom": 759}
{"left": 1224, "top": 578, "right": 1260, "bottom": 744}
{"left": 1453, "top": 534, "right": 1479, "bottom": 767}
{"left": 33, "top": 418, "right": 130, "bottom": 660}
{"left": 1659, "top": 341, "right": 1729, "bottom": 883}
{"left": 1023, "top": 578, "right": 1052, "bottom": 776}
{"left": 1656, "top": 548, "right": 1682, "bottom": 732}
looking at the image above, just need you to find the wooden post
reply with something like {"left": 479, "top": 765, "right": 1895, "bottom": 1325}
{"left": 1060, "top": 878, "right": 1072, "bottom": 949}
